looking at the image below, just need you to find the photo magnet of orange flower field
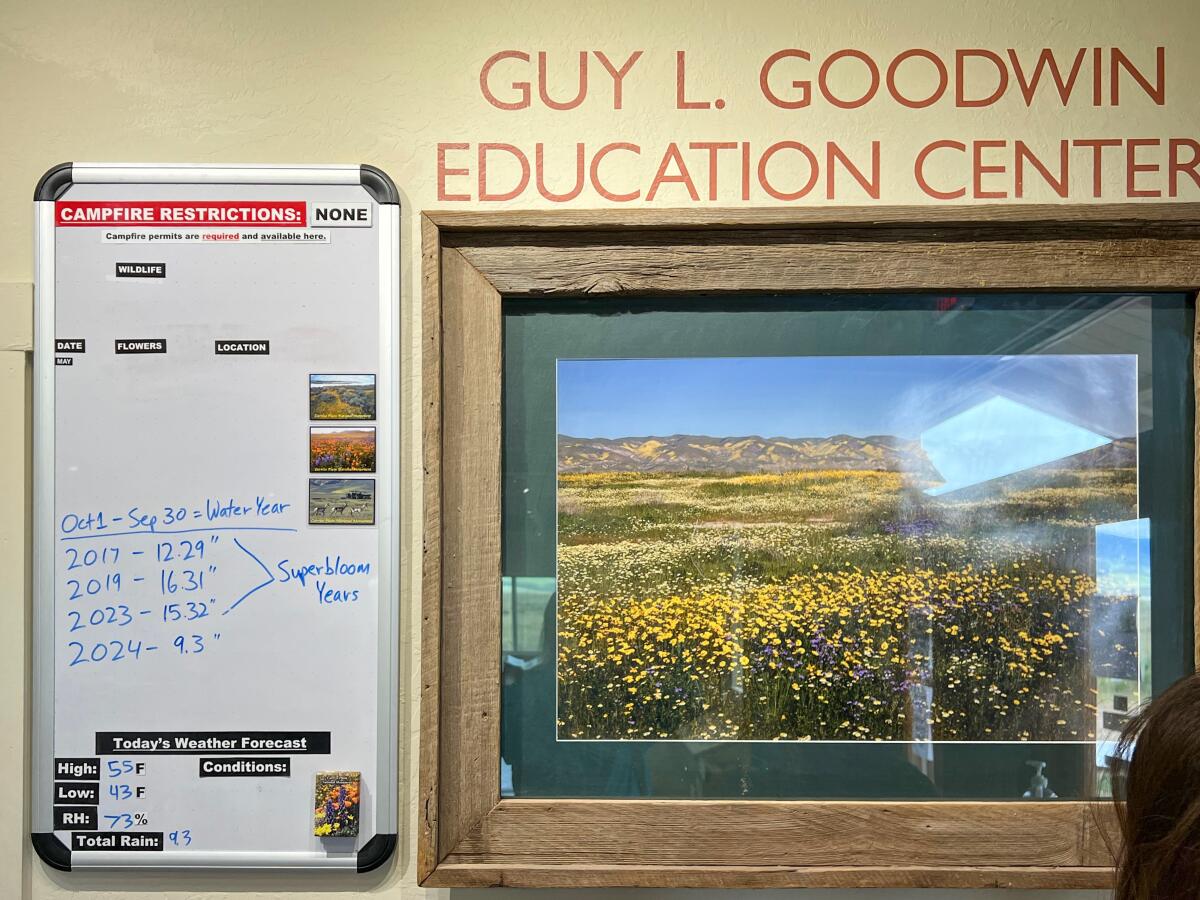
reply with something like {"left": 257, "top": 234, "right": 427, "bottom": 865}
{"left": 310, "top": 426, "right": 376, "bottom": 473}
{"left": 313, "top": 770, "right": 360, "bottom": 837}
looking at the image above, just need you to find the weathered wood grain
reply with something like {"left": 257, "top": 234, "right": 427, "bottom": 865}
{"left": 428, "top": 246, "right": 503, "bottom": 871}
{"left": 426, "top": 202, "right": 1200, "bottom": 232}
{"left": 444, "top": 799, "right": 1112, "bottom": 869}
{"left": 417, "top": 213, "right": 442, "bottom": 883}
{"left": 448, "top": 231, "right": 1200, "bottom": 295}
{"left": 425, "top": 863, "right": 1114, "bottom": 890}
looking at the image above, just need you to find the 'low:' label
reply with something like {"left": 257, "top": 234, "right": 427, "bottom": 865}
{"left": 54, "top": 781, "right": 100, "bottom": 804}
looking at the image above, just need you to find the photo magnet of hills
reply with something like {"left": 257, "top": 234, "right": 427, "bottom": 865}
{"left": 554, "top": 354, "right": 1143, "bottom": 744}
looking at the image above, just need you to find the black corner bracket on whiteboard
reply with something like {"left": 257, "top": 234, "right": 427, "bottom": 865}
{"left": 357, "top": 832, "right": 397, "bottom": 873}
{"left": 31, "top": 833, "right": 72, "bottom": 872}
{"left": 35, "top": 162, "right": 73, "bottom": 201}
{"left": 30, "top": 831, "right": 397, "bottom": 874}
{"left": 360, "top": 164, "right": 399, "bottom": 205}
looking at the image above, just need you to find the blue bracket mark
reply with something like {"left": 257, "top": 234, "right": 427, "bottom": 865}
{"left": 223, "top": 537, "right": 277, "bottom": 616}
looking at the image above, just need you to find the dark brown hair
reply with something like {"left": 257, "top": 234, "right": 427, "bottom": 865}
{"left": 1113, "top": 671, "right": 1200, "bottom": 900}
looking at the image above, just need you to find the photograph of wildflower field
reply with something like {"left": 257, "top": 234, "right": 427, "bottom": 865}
{"left": 555, "top": 354, "right": 1142, "bottom": 743}
{"left": 310, "top": 427, "right": 376, "bottom": 473}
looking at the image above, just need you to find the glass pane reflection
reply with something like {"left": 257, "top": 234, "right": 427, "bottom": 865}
{"left": 501, "top": 294, "right": 1193, "bottom": 800}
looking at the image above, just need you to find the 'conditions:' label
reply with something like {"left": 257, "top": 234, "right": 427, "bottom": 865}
{"left": 115, "top": 262, "right": 166, "bottom": 278}
{"left": 214, "top": 340, "right": 269, "bottom": 355}
{"left": 199, "top": 756, "right": 291, "bottom": 777}
{"left": 115, "top": 339, "right": 166, "bottom": 354}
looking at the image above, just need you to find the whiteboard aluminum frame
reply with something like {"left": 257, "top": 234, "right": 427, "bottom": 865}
{"left": 31, "top": 162, "right": 401, "bottom": 873}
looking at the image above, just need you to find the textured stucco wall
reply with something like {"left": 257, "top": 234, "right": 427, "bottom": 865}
{"left": 2, "top": 1, "right": 1198, "bottom": 897}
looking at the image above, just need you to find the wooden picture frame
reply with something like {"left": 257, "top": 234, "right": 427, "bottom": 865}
{"left": 419, "top": 204, "right": 1200, "bottom": 889}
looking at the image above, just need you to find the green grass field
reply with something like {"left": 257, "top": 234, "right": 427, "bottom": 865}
{"left": 556, "top": 465, "right": 1138, "bottom": 742}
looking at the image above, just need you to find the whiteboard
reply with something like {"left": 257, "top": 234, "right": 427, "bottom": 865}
{"left": 31, "top": 163, "right": 400, "bottom": 871}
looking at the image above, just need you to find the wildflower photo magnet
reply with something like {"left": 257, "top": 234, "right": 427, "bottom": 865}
{"left": 314, "top": 771, "right": 361, "bottom": 837}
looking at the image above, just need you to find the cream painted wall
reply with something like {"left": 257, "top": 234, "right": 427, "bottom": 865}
{"left": 3, "top": 0, "right": 1199, "bottom": 897}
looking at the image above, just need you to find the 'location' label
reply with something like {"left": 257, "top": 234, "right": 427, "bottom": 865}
{"left": 214, "top": 340, "right": 270, "bottom": 355}
{"left": 115, "top": 262, "right": 166, "bottom": 278}
{"left": 114, "top": 339, "right": 166, "bottom": 354}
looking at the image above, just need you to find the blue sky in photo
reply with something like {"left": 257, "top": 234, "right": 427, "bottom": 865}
{"left": 311, "top": 374, "right": 374, "bottom": 386}
{"left": 556, "top": 355, "right": 1137, "bottom": 440}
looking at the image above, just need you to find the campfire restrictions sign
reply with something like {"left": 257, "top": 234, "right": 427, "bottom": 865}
{"left": 30, "top": 164, "right": 400, "bottom": 872}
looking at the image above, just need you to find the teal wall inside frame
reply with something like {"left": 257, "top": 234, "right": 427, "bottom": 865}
{"left": 500, "top": 294, "right": 1194, "bottom": 801}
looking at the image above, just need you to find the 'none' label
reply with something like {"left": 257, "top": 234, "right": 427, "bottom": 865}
{"left": 114, "top": 339, "right": 166, "bottom": 354}
{"left": 115, "top": 262, "right": 166, "bottom": 278}
{"left": 309, "top": 201, "right": 372, "bottom": 227}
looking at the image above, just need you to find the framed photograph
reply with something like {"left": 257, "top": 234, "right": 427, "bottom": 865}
{"left": 420, "top": 205, "right": 1200, "bottom": 889}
